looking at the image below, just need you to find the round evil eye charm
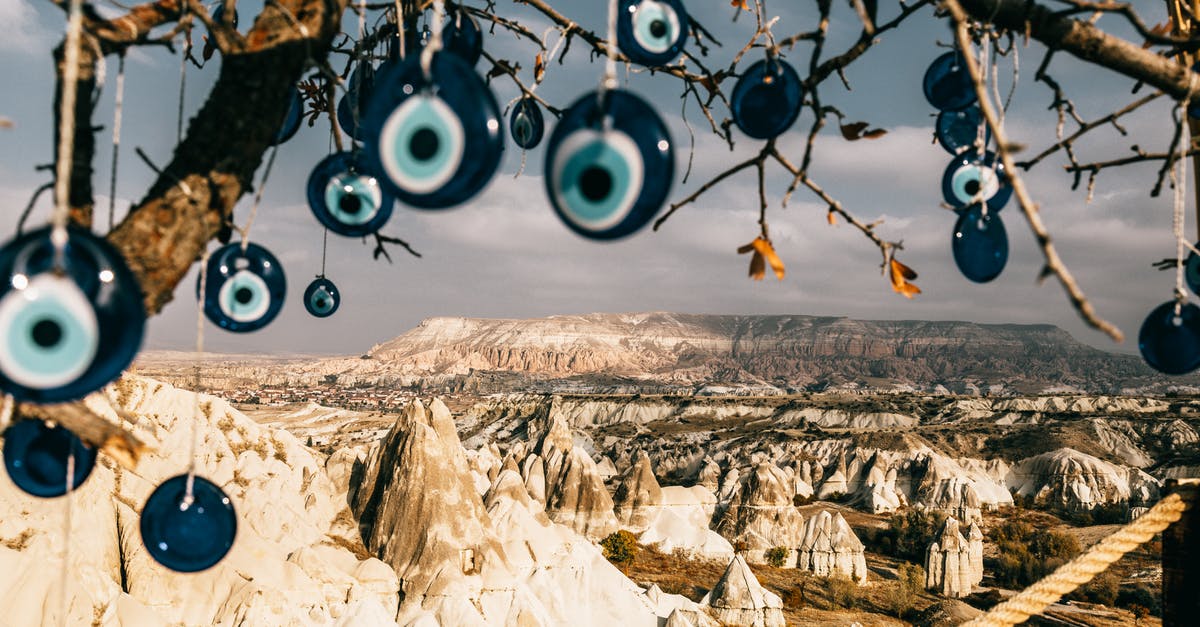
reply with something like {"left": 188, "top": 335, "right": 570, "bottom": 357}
{"left": 338, "top": 63, "right": 376, "bottom": 142}
{"left": 272, "top": 85, "right": 304, "bottom": 145}
{"left": 303, "top": 277, "right": 340, "bottom": 318}
{"left": 362, "top": 52, "right": 503, "bottom": 209}
{"left": 617, "top": 0, "right": 689, "bottom": 67}
{"left": 3, "top": 420, "right": 96, "bottom": 498}
{"left": 1185, "top": 247, "right": 1200, "bottom": 296}
{"left": 442, "top": 10, "right": 484, "bottom": 66}
{"left": 211, "top": 1, "right": 238, "bottom": 28}
{"left": 1139, "top": 301, "right": 1200, "bottom": 375}
{"left": 307, "top": 151, "right": 394, "bottom": 237}
{"left": 952, "top": 205, "right": 1008, "bottom": 283}
{"left": 510, "top": 97, "right": 545, "bottom": 150}
{"left": 0, "top": 226, "right": 145, "bottom": 403}
{"left": 731, "top": 57, "right": 803, "bottom": 140}
{"left": 544, "top": 89, "right": 674, "bottom": 240}
{"left": 923, "top": 51, "right": 976, "bottom": 111}
{"left": 942, "top": 151, "right": 1012, "bottom": 211}
{"left": 198, "top": 242, "right": 286, "bottom": 333}
{"left": 935, "top": 105, "right": 988, "bottom": 155}
{"left": 141, "top": 474, "right": 236, "bottom": 572}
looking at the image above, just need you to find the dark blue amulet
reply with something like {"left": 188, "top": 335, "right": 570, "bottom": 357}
{"left": 942, "top": 151, "right": 1012, "bottom": 212}
{"left": 0, "top": 225, "right": 145, "bottom": 403}
{"left": 510, "top": 97, "right": 545, "bottom": 150}
{"left": 617, "top": 0, "right": 689, "bottom": 67}
{"left": 952, "top": 205, "right": 1008, "bottom": 283}
{"left": 307, "top": 151, "right": 394, "bottom": 237}
{"left": 936, "top": 105, "right": 987, "bottom": 155}
{"left": 304, "top": 277, "right": 340, "bottom": 318}
{"left": 1185, "top": 247, "right": 1200, "bottom": 296}
{"left": 362, "top": 51, "right": 503, "bottom": 209}
{"left": 1139, "top": 301, "right": 1200, "bottom": 375}
{"left": 923, "top": 51, "right": 976, "bottom": 111}
{"left": 338, "top": 63, "right": 376, "bottom": 142}
{"left": 3, "top": 420, "right": 96, "bottom": 497}
{"left": 544, "top": 89, "right": 674, "bottom": 240}
{"left": 442, "top": 10, "right": 484, "bottom": 66}
{"left": 198, "top": 242, "right": 286, "bottom": 333}
{"left": 272, "top": 85, "right": 304, "bottom": 145}
{"left": 141, "top": 474, "right": 237, "bottom": 573}
{"left": 731, "top": 57, "right": 803, "bottom": 140}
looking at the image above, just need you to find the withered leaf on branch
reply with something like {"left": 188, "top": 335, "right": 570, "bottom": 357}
{"left": 534, "top": 52, "right": 546, "bottom": 83}
{"left": 738, "top": 237, "right": 785, "bottom": 281}
{"left": 888, "top": 258, "right": 921, "bottom": 299}
{"left": 1144, "top": 22, "right": 1170, "bottom": 49}
{"left": 840, "top": 121, "right": 888, "bottom": 141}
{"left": 827, "top": 209, "right": 838, "bottom": 226}
{"left": 731, "top": 0, "right": 751, "bottom": 10}
{"left": 487, "top": 59, "right": 521, "bottom": 81}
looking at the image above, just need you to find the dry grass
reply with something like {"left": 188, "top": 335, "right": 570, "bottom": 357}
{"left": 1, "top": 529, "right": 35, "bottom": 551}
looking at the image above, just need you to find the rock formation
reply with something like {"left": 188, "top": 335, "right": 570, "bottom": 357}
{"left": 696, "top": 458, "right": 722, "bottom": 493}
{"left": 699, "top": 554, "right": 786, "bottom": 627}
{"left": 714, "top": 463, "right": 805, "bottom": 566}
{"left": 613, "top": 452, "right": 664, "bottom": 531}
{"left": 796, "top": 510, "right": 868, "bottom": 584}
{"left": 1007, "top": 448, "right": 1161, "bottom": 510}
{"left": 638, "top": 485, "right": 734, "bottom": 560}
{"left": 924, "top": 517, "right": 983, "bottom": 597}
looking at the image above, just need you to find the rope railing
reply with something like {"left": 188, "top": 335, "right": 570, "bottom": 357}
{"left": 963, "top": 492, "right": 1190, "bottom": 627}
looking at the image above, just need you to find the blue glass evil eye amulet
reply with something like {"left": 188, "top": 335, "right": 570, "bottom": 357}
{"left": 936, "top": 105, "right": 987, "bottom": 155}
{"left": 510, "top": 97, "right": 545, "bottom": 150}
{"left": 544, "top": 89, "right": 674, "bottom": 240}
{"left": 3, "top": 420, "right": 96, "bottom": 497}
{"left": 923, "top": 51, "right": 976, "bottom": 111}
{"left": 952, "top": 205, "right": 1008, "bottom": 283}
{"left": 617, "top": 0, "right": 689, "bottom": 67}
{"left": 731, "top": 58, "right": 803, "bottom": 140}
{"left": 942, "top": 151, "right": 1011, "bottom": 211}
{"left": 307, "top": 151, "right": 394, "bottom": 237}
{"left": 1186, "top": 246, "right": 1200, "bottom": 296}
{"left": 0, "top": 225, "right": 145, "bottom": 403}
{"left": 272, "top": 85, "right": 304, "bottom": 145}
{"left": 141, "top": 474, "right": 236, "bottom": 572}
{"left": 442, "top": 9, "right": 484, "bottom": 66}
{"left": 198, "top": 243, "right": 286, "bottom": 333}
{"left": 363, "top": 52, "right": 503, "bottom": 209}
{"left": 1139, "top": 301, "right": 1200, "bottom": 375}
{"left": 338, "top": 63, "right": 376, "bottom": 142}
{"left": 304, "top": 277, "right": 340, "bottom": 318}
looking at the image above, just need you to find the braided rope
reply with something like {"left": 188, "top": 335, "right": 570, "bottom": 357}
{"left": 963, "top": 493, "right": 1188, "bottom": 627}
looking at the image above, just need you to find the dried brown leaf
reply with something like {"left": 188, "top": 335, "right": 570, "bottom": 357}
{"left": 752, "top": 237, "right": 786, "bottom": 280}
{"left": 827, "top": 210, "right": 837, "bottom": 226}
{"left": 731, "top": 0, "right": 751, "bottom": 10}
{"left": 534, "top": 52, "right": 546, "bottom": 83}
{"left": 840, "top": 121, "right": 887, "bottom": 141}
{"left": 749, "top": 250, "right": 766, "bottom": 280}
{"left": 888, "top": 258, "right": 920, "bottom": 299}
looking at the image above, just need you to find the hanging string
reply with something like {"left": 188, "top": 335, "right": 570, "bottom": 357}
{"left": 600, "top": 0, "right": 619, "bottom": 95}
{"left": 176, "top": 35, "right": 189, "bottom": 143}
{"left": 1172, "top": 100, "right": 1195, "bottom": 312}
{"left": 395, "top": 0, "right": 406, "bottom": 60}
{"left": 107, "top": 54, "right": 126, "bottom": 231}
{"left": 420, "top": 1, "right": 446, "bottom": 83}
{"left": 320, "top": 227, "right": 328, "bottom": 276}
{"left": 58, "top": 452, "right": 75, "bottom": 627}
{"left": 51, "top": 0, "right": 86, "bottom": 267}
{"left": 350, "top": 0, "right": 368, "bottom": 145}
{"left": 184, "top": 248, "right": 210, "bottom": 505}
{"left": 236, "top": 144, "right": 280, "bottom": 252}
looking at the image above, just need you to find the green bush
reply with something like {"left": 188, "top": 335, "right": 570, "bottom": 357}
{"left": 765, "top": 546, "right": 788, "bottom": 568}
{"left": 884, "top": 562, "right": 926, "bottom": 618}
{"left": 600, "top": 530, "right": 639, "bottom": 566}
{"left": 988, "top": 521, "right": 1081, "bottom": 587}
{"left": 1116, "top": 585, "right": 1161, "bottom": 617}
{"left": 825, "top": 575, "right": 860, "bottom": 609}
{"left": 885, "top": 509, "right": 949, "bottom": 562}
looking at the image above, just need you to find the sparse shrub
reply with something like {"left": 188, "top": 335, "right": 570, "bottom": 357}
{"left": 765, "top": 546, "right": 788, "bottom": 568}
{"left": 1067, "top": 570, "right": 1118, "bottom": 606}
{"left": 886, "top": 509, "right": 948, "bottom": 562}
{"left": 963, "top": 589, "right": 1003, "bottom": 611}
{"left": 600, "top": 530, "right": 639, "bottom": 566}
{"left": 783, "top": 572, "right": 813, "bottom": 610}
{"left": 988, "top": 521, "right": 1080, "bottom": 587}
{"left": 825, "top": 575, "right": 859, "bottom": 609}
{"left": 792, "top": 494, "right": 815, "bottom": 507}
{"left": 1116, "top": 585, "right": 1160, "bottom": 617}
{"left": 884, "top": 562, "right": 925, "bottom": 618}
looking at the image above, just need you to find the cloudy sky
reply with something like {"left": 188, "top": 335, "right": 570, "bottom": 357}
{"left": 0, "top": 0, "right": 1189, "bottom": 356}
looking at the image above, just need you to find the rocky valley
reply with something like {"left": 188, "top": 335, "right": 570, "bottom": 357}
{"left": 4, "top": 313, "right": 1196, "bottom": 625}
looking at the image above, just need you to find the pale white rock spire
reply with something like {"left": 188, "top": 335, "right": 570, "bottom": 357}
{"left": 796, "top": 510, "right": 868, "bottom": 584}
{"left": 714, "top": 462, "right": 805, "bottom": 567}
{"left": 700, "top": 554, "right": 786, "bottom": 627}
{"left": 613, "top": 451, "right": 665, "bottom": 531}
{"left": 925, "top": 517, "right": 983, "bottom": 597}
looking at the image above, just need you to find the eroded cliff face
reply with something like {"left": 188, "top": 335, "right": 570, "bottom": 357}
{"left": 139, "top": 313, "right": 1185, "bottom": 393}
